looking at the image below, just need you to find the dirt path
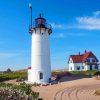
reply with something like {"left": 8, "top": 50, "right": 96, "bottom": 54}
{"left": 32, "top": 77, "right": 100, "bottom": 100}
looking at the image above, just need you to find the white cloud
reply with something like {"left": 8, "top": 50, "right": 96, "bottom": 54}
{"left": 76, "top": 17, "right": 100, "bottom": 25}
{"left": 50, "top": 23, "right": 78, "bottom": 30}
{"left": 75, "top": 11, "right": 100, "bottom": 30}
{"left": 49, "top": 22, "right": 68, "bottom": 29}
{"left": 51, "top": 32, "right": 87, "bottom": 38}
{"left": 52, "top": 33, "right": 66, "bottom": 38}
{"left": 50, "top": 11, "right": 100, "bottom": 30}
{"left": 93, "top": 11, "right": 100, "bottom": 17}
{"left": 68, "top": 33, "right": 87, "bottom": 36}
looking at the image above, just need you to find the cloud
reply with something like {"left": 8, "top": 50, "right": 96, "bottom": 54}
{"left": 49, "top": 22, "right": 68, "bottom": 29}
{"left": 52, "top": 33, "right": 65, "bottom": 38}
{"left": 49, "top": 22, "right": 79, "bottom": 30}
{"left": 51, "top": 32, "right": 87, "bottom": 38}
{"left": 93, "top": 11, "right": 100, "bottom": 17}
{"left": 75, "top": 11, "right": 100, "bottom": 30}
{"left": 50, "top": 11, "right": 100, "bottom": 30}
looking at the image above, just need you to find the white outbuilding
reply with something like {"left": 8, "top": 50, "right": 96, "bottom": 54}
{"left": 68, "top": 51, "right": 99, "bottom": 71}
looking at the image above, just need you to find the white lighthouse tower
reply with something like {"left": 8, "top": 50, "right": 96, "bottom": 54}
{"left": 28, "top": 13, "right": 52, "bottom": 83}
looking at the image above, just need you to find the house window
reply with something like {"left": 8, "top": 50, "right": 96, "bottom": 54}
{"left": 82, "top": 66, "right": 84, "bottom": 69}
{"left": 40, "top": 72, "right": 43, "bottom": 79}
{"left": 92, "top": 59, "right": 95, "bottom": 62}
{"left": 87, "top": 59, "right": 90, "bottom": 62}
{"left": 95, "top": 65, "right": 98, "bottom": 70}
{"left": 77, "top": 66, "right": 80, "bottom": 70}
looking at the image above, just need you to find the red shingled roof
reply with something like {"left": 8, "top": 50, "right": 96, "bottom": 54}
{"left": 70, "top": 51, "right": 98, "bottom": 63}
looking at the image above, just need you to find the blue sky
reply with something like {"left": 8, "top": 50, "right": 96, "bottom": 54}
{"left": 0, "top": 0, "right": 100, "bottom": 71}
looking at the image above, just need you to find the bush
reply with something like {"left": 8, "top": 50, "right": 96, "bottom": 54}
{"left": 70, "top": 70, "right": 100, "bottom": 76}
{"left": 52, "top": 70, "right": 100, "bottom": 77}
{"left": 0, "top": 71, "right": 27, "bottom": 82}
{"left": 94, "top": 71, "right": 100, "bottom": 76}
{"left": 0, "top": 83, "right": 40, "bottom": 100}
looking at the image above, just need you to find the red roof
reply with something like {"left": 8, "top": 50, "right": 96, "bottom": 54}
{"left": 70, "top": 55, "right": 84, "bottom": 63}
{"left": 69, "top": 51, "right": 99, "bottom": 63}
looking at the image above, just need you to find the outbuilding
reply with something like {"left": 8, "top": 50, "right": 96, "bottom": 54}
{"left": 68, "top": 50, "right": 99, "bottom": 71}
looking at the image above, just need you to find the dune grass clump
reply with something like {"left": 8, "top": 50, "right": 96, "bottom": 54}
{"left": 0, "top": 83, "right": 39, "bottom": 100}
{"left": 0, "top": 71, "right": 27, "bottom": 82}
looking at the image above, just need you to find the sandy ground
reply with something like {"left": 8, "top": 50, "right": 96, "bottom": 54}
{"left": 4, "top": 79, "right": 22, "bottom": 85}
{"left": 31, "top": 76, "right": 100, "bottom": 100}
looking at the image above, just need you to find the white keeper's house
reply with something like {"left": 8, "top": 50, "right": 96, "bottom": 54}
{"left": 68, "top": 50, "right": 99, "bottom": 71}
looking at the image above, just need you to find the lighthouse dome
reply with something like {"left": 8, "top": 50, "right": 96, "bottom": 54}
{"left": 35, "top": 14, "right": 46, "bottom": 28}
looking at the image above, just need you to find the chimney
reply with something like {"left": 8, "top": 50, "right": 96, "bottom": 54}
{"left": 85, "top": 50, "right": 87, "bottom": 53}
{"left": 78, "top": 52, "right": 80, "bottom": 55}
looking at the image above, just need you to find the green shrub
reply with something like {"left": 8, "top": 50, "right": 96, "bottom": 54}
{"left": 0, "top": 71, "right": 27, "bottom": 82}
{"left": 52, "top": 70, "right": 100, "bottom": 76}
{"left": 94, "top": 71, "right": 100, "bottom": 76}
{"left": 70, "top": 70, "right": 100, "bottom": 76}
{"left": 0, "top": 83, "right": 40, "bottom": 100}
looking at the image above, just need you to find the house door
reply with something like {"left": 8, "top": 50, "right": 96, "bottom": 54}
{"left": 90, "top": 65, "right": 92, "bottom": 70}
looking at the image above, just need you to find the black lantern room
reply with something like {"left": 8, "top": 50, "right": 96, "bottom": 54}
{"left": 29, "top": 14, "right": 52, "bottom": 34}
{"left": 35, "top": 14, "right": 46, "bottom": 28}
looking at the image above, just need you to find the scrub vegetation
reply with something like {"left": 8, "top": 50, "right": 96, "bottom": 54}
{"left": 0, "top": 70, "right": 100, "bottom": 82}
{"left": 0, "top": 83, "right": 39, "bottom": 100}
{"left": 0, "top": 71, "right": 27, "bottom": 82}
{"left": 52, "top": 70, "right": 100, "bottom": 77}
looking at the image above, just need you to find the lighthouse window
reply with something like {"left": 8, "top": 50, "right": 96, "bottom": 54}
{"left": 42, "top": 33, "right": 43, "bottom": 35}
{"left": 40, "top": 72, "right": 43, "bottom": 79}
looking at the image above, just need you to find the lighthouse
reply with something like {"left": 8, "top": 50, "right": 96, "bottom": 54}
{"left": 28, "top": 13, "right": 52, "bottom": 83}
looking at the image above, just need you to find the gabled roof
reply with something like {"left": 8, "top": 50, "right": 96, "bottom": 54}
{"left": 82, "top": 52, "right": 98, "bottom": 62}
{"left": 69, "top": 51, "right": 99, "bottom": 63}
{"left": 70, "top": 55, "right": 84, "bottom": 63}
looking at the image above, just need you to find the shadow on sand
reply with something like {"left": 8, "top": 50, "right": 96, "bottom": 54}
{"left": 59, "top": 75, "right": 92, "bottom": 82}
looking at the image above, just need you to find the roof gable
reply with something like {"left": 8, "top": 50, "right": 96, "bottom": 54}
{"left": 82, "top": 52, "right": 98, "bottom": 62}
